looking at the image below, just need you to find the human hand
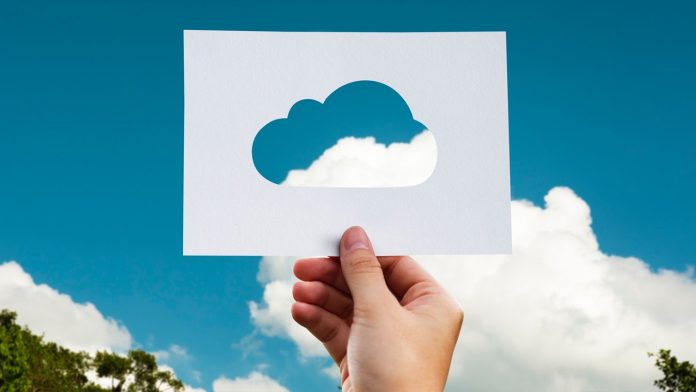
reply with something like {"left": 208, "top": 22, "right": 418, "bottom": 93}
{"left": 291, "top": 226, "right": 464, "bottom": 392}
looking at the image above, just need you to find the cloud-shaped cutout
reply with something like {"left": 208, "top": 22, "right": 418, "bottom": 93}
{"left": 252, "top": 80, "right": 431, "bottom": 185}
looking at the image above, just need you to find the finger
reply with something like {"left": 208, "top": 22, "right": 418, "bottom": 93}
{"left": 377, "top": 256, "right": 441, "bottom": 302}
{"left": 291, "top": 302, "right": 348, "bottom": 364}
{"left": 294, "top": 257, "right": 350, "bottom": 294}
{"left": 293, "top": 281, "right": 353, "bottom": 321}
{"left": 339, "top": 226, "right": 393, "bottom": 308}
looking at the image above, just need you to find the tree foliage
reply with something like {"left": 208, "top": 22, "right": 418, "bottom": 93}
{"left": 94, "top": 350, "right": 184, "bottom": 392}
{"left": 0, "top": 310, "right": 30, "bottom": 392}
{"left": 650, "top": 349, "right": 696, "bottom": 392}
{"left": 0, "top": 309, "right": 183, "bottom": 392}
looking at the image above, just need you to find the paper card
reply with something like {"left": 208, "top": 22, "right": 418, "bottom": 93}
{"left": 183, "top": 30, "right": 511, "bottom": 256}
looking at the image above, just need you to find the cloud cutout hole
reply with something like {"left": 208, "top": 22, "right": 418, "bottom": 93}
{"left": 251, "top": 80, "right": 438, "bottom": 187}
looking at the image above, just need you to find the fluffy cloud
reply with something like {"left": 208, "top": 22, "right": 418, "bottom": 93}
{"left": 285, "top": 130, "right": 436, "bottom": 187}
{"left": 250, "top": 257, "right": 324, "bottom": 357}
{"left": 423, "top": 188, "right": 696, "bottom": 391}
{"left": 213, "top": 371, "right": 289, "bottom": 392}
{"left": 248, "top": 136, "right": 696, "bottom": 391}
{"left": 0, "top": 261, "right": 207, "bottom": 390}
{"left": 0, "top": 261, "right": 132, "bottom": 353}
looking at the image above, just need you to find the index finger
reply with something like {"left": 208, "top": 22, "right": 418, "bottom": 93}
{"left": 377, "top": 256, "right": 439, "bottom": 300}
{"left": 294, "top": 257, "right": 350, "bottom": 295}
{"left": 295, "top": 255, "right": 438, "bottom": 302}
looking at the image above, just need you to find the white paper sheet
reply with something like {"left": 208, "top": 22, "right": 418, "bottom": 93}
{"left": 183, "top": 30, "right": 511, "bottom": 256}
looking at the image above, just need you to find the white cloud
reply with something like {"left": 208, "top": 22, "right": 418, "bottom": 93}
{"left": 154, "top": 344, "right": 191, "bottom": 362}
{"left": 249, "top": 135, "right": 696, "bottom": 391}
{"left": 250, "top": 256, "right": 325, "bottom": 358}
{"left": 0, "top": 261, "right": 132, "bottom": 353}
{"left": 422, "top": 188, "right": 696, "bottom": 391}
{"left": 213, "top": 371, "right": 289, "bottom": 392}
{"left": 170, "top": 344, "right": 189, "bottom": 357}
{"left": 321, "top": 365, "right": 341, "bottom": 381}
{"left": 232, "top": 331, "right": 264, "bottom": 359}
{"left": 0, "top": 262, "right": 209, "bottom": 391}
{"left": 284, "top": 130, "right": 436, "bottom": 187}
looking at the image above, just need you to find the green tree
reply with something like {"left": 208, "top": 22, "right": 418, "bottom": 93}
{"left": 94, "top": 350, "right": 183, "bottom": 392}
{"left": 650, "top": 349, "right": 696, "bottom": 392}
{"left": 23, "top": 335, "right": 92, "bottom": 392}
{"left": 0, "top": 310, "right": 30, "bottom": 392}
{"left": 127, "top": 350, "right": 183, "bottom": 392}
{"left": 94, "top": 351, "right": 131, "bottom": 391}
{"left": 1, "top": 309, "right": 184, "bottom": 392}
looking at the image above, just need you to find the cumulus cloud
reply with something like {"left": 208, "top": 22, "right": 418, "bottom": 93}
{"left": 248, "top": 136, "right": 696, "bottom": 390}
{"left": 252, "top": 80, "right": 427, "bottom": 184}
{"left": 212, "top": 371, "right": 289, "bottom": 392}
{"left": 0, "top": 261, "right": 132, "bottom": 353}
{"left": 250, "top": 257, "right": 325, "bottom": 357}
{"left": 284, "top": 131, "right": 436, "bottom": 187}
{"left": 423, "top": 188, "right": 696, "bottom": 391}
{"left": 0, "top": 262, "right": 207, "bottom": 390}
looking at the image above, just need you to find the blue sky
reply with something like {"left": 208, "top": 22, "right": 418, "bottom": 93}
{"left": 1, "top": 1, "right": 695, "bottom": 390}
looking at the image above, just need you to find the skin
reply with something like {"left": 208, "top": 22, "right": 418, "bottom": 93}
{"left": 292, "top": 226, "right": 464, "bottom": 392}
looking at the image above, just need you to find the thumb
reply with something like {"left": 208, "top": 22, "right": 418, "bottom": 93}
{"left": 339, "top": 226, "right": 392, "bottom": 308}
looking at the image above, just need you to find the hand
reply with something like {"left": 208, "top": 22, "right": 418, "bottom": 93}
{"left": 291, "top": 226, "right": 464, "bottom": 392}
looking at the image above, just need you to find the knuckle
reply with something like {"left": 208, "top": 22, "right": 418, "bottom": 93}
{"left": 318, "top": 324, "right": 340, "bottom": 343}
{"left": 312, "top": 283, "right": 329, "bottom": 306}
{"left": 447, "top": 303, "right": 464, "bottom": 328}
{"left": 455, "top": 307, "right": 464, "bottom": 325}
{"left": 337, "top": 301, "right": 354, "bottom": 321}
{"left": 348, "top": 255, "right": 381, "bottom": 274}
{"left": 351, "top": 302, "right": 380, "bottom": 320}
{"left": 434, "top": 297, "right": 464, "bottom": 328}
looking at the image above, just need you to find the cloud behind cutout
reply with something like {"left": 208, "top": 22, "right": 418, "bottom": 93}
{"left": 252, "top": 80, "right": 428, "bottom": 184}
{"left": 283, "top": 131, "right": 437, "bottom": 187}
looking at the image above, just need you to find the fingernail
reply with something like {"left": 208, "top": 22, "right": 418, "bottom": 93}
{"left": 343, "top": 226, "right": 370, "bottom": 252}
